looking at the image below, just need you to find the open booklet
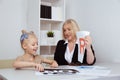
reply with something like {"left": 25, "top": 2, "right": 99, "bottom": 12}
{"left": 35, "top": 65, "right": 111, "bottom": 76}
{"left": 35, "top": 68, "right": 79, "bottom": 75}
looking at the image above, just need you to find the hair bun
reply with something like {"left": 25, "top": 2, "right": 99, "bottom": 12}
{"left": 30, "top": 31, "right": 34, "bottom": 34}
{"left": 21, "top": 30, "right": 27, "bottom": 34}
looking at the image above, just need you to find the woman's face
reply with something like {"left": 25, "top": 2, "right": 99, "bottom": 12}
{"left": 63, "top": 24, "right": 75, "bottom": 41}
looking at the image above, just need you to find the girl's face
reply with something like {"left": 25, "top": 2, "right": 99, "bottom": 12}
{"left": 63, "top": 24, "right": 76, "bottom": 41}
{"left": 24, "top": 37, "right": 38, "bottom": 55}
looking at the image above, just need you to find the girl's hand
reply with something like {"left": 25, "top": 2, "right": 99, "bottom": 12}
{"left": 84, "top": 36, "right": 92, "bottom": 49}
{"left": 35, "top": 63, "right": 44, "bottom": 72}
{"left": 50, "top": 61, "right": 58, "bottom": 68}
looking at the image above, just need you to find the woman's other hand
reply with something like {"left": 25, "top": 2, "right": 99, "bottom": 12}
{"left": 50, "top": 61, "right": 58, "bottom": 68}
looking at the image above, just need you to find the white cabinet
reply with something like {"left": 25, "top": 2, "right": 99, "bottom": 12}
{"left": 27, "top": 0, "right": 65, "bottom": 55}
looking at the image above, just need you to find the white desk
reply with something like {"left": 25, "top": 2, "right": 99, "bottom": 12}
{"left": 0, "top": 62, "right": 120, "bottom": 80}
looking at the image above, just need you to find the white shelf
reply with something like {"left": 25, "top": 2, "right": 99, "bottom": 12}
{"left": 40, "top": 0, "right": 65, "bottom": 55}
{"left": 40, "top": 44, "right": 56, "bottom": 46}
{"left": 40, "top": 18, "right": 63, "bottom": 22}
{"left": 27, "top": 0, "right": 65, "bottom": 55}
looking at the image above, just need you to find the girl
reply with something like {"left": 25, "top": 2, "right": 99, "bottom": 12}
{"left": 13, "top": 30, "right": 58, "bottom": 71}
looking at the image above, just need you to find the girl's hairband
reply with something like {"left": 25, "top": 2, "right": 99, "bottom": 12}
{"left": 20, "top": 33, "right": 28, "bottom": 42}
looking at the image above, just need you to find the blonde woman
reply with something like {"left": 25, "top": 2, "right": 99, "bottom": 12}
{"left": 54, "top": 19, "right": 96, "bottom": 65}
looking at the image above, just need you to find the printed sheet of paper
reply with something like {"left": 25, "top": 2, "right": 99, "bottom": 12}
{"left": 76, "top": 66, "right": 111, "bottom": 76}
{"left": 76, "top": 31, "right": 90, "bottom": 63}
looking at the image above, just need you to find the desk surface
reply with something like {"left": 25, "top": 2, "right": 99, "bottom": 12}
{"left": 0, "top": 62, "right": 120, "bottom": 80}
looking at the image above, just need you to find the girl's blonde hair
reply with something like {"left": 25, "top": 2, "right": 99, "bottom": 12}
{"left": 62, "top": 19, "right": 80, "bottom": 39}
{"left": 20, "top": 30, "right": 37, "bottom": 48}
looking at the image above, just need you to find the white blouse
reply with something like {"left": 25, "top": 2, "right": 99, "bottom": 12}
{"left": 64, "top": 40, "right": 78, "bottom": 63}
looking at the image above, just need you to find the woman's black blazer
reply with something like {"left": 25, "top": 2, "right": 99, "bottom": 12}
{"left": 54, "top": 40, "right": 96, "bottom": 65}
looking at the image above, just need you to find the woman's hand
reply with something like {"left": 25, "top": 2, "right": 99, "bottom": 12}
{"left": 50, "top": 61, "right": 58, "bottom": 68}
{"left": 84, "top": 36, "right": 92, "bottom": 49}
{"left": 84, "top": 36, "right": 95, "bottom": 64}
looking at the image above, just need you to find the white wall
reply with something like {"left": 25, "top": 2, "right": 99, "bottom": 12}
{"left": 66, "top": 0, "right": 120, "bottom": 63}
{"left": 1, "top": 0, "right": 120, "bottom": 63}
{"left": 0, "top": 0, "right": 27, "bottom": 59}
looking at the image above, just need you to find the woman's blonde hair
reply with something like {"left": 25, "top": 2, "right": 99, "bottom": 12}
{"left": 62, "top": 19, "right": 80, "bottom": 39}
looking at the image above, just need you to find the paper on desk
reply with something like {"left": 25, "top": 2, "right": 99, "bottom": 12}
{"left": 35, "top": 69, "right": 99, "bottom": 80}
{"left": 35, "top": 66, "right": 111, "bottom": 77}
{"left": 75, "top": 66, "right": 111, "bottom": 76}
